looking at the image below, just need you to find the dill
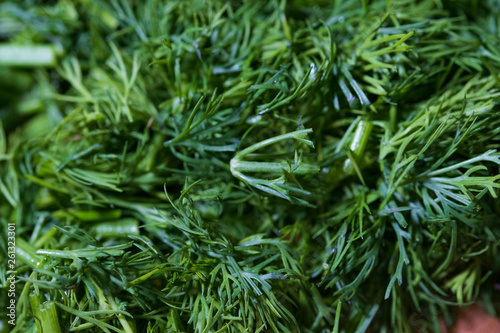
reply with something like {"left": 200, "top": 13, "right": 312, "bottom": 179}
{"left": 1, "top": 0, "right": 500, "bottom": 332}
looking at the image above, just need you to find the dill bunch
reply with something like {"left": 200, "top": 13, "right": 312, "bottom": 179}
{"left": 1, "top": 0, "right": 500, "bottom": 332}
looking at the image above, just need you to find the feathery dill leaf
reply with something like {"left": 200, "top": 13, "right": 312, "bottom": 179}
{"left": 1, "top": 0, "right": 500, "bottom": 332}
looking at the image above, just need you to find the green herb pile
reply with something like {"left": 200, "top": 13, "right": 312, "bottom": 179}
{"left": 1, "top": 0, "right": 500, "bottom": 332}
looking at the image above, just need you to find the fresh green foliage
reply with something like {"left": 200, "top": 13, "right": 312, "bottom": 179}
{"left": 1, "top": 0, "right": 500, "bottom": 332}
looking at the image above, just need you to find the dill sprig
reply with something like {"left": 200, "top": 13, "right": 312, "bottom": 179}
{"left": 1, "top": 0, "right": 500, "bottom": 332}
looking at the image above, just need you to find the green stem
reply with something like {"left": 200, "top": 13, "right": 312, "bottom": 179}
{"left": 16, "top": 238, "right": 43, "bottom": 269}
{"left": 425, "top": 149, "right": 500, "bottom": 177}
{"left": 29, "top": 292, "right": 62, "bottom": 333}
{"left": 0, "top": 45, "right": 57, "bottom": 67}
{"left": 234, "top": 129, "right": 315, "bottom": 160}
{"left": 343, "top": 119, "right": 373, "bottom": 175}
{"left": 92, "top": 218, "right": 139, "bottom": 238}
{"left": 107, "top": 296, "right": 135, "bottom": 333}
{"left": 230, "top": 160, "right": 319, "bottom": 175}
{"left": 34, "top": 227, "right": 57, "bottom": 248}
{"left": 39, "top": 301, "right": 62, "bottom": 333}
{"left": 36, "top": 242, "right": 133, "bottom": 259}
{"left": 29, "top": 292, "right": 43, "bottom": 333}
